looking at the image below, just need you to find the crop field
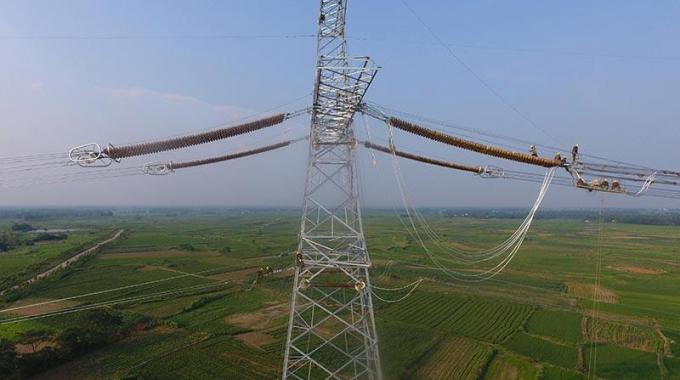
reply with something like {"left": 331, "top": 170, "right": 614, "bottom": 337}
{"left": 414, "top": 336, "right": 492, "bottom": 380}
{"left": 526, "top": 309, "right": 583, "bottom": 344}
{"left": 583, "top": 317, "right": 661, "bottom": 353}
{"left": 504, "top": 333, "right": 578, "bottom": 369}
{"left": 539, "top": 366, "right": 585, "bottom": 380}
{"left": 485, "top": 351, "right": 540, "bottom": 380}
{"left": 583, "top": 344, "right": 660, "bottom": 380}
{"left": 0, "top": 210, "right": 679, "bottom": 379}
{"left": 380, "top": 292, "right": 534, "bottom": 343}
{"left": 377, "top": 320, "right": 440, "bottom": 379}
{"left": 0, "top": 229, "right": 112, "bottom": 288}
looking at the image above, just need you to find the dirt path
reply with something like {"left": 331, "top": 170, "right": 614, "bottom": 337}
{"left": 656, "top": 325, "right": 673, "bottom": 357}
{"left": 656, "top": 324, "right": 672, "bottom": 380}
{"left": 3, "top": 229, "right": 124, "bottom": 294}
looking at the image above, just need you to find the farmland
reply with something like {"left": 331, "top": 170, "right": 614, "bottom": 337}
{"left": 526, "top": 309, "right": 583, "bottom": 344}
{"left": 380, "top": 292, "right": 534, "bottom": 343}
{"left": 0, "top": 209, "right": 679, "bottom": 379}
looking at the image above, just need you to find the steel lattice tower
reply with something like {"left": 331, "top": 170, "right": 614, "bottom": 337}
{"left": 282, "top": 1, "right": 382, "bottom": 379}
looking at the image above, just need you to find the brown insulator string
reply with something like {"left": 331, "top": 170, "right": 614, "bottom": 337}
{"left": 363, "top": 141, "right": 483, "bottom": 174}
{"left": 386, "top": 117, "right": 563, "bottom": 168}
{"left": 104, "top": 113, "right": 287, "bottom": 159}
{"left": 168, "top": 140, "right": 292, "bottom": 170}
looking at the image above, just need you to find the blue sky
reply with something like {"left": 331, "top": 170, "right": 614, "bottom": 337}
{"left": 1, "top": 1, "right": 679, "bottom": 208}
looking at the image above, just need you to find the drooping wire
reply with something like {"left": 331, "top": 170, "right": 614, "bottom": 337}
{"left": 381, "top": 119, "right": 556, "bottom": 282}
{"left": 0, "top": 267, "right": 227, "bottom": 315}
{"left": 371, "top": 279, "right": 424, "bottom": 304}
{"left": 587, "top": 196, "right": 606, "bottom": 379}
{"left": 360, "top": 116, "right": 559, "bottom": 265}
{"left": 361, "top": 141, "right": 552, "bottom": 263}
{"left": 0, "top": 281, "right": 230, "bottom": 325}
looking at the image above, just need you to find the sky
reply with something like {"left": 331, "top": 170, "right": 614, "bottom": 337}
{"left": 0, "top": 0, "right": 679, "bottom": 209}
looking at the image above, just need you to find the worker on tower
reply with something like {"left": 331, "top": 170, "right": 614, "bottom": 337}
{"left": 572, "top": 144, "right": 579, "bottom": 163}
{"left": 601, "top": 178, "right": 610, "bottom": 190}
{"left": 554, "top": 153, "right": 565, "bottom": 164}
{"left": 529, "top": 145, "right": 538, "bottom": 157}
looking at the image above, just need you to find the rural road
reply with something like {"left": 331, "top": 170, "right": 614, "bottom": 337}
{"left": 3, "top": 229, "right": 124, "bottom": 294}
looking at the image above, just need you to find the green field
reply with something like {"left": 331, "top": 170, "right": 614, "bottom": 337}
{"left": 0, "top": 210, "right": 679, "bottom": 379}
{"left": 381, "top": 292, "right": 534, "bottom": 343}
{"left": 504, "top": 332, "right": 578, "bottom": 369}
{"left": 583, "top": 344, "right": 660, "bottom": 379}
{"left": 485, "top": 350, "right": 540, "bottom": 380}
{"left": 414, "top": 336, "right": 492, "bottom": 380}
{"left": 526, "top": 309, "right": 583, "bottom": 344}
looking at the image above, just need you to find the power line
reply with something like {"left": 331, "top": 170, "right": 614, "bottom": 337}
{"left": 399, "top": 0, "right": 563, "bottom": 146}
{"left": 0, "top": 267, "right": 225, "bottom": 314}
{"left": 0, "top": 34, "right": 316, "bottom": 41}
{"left": 5, "top": 31, "right": 676, "bottom": 62}
{"left": 0, "top": 281, "right": 230, "bottom": 325}
{"left": 362, "top": 102, "right": 661, "bottom": 173}
{"left": 347, "top": 36, "right": 680, "bottom": 62}
{"left": 359, "top": 113, "right": 680, "bottom": 199}
{"left": 7, "top": 31, "right": 676, "bottom": 62}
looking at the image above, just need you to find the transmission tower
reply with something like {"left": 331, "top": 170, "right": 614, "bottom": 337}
{"left": 282, "top": 1, "right": 382, "bottom": 379}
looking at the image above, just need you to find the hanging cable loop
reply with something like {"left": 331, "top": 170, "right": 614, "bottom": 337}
{"left": 371, "top": 279, "right": 424, "bottom": 303}
{"left": 631, "top": 172, "right": 656, "bottom": 197}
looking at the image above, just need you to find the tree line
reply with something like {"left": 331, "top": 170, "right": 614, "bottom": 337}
{"left": 0, "top": 309, "right": 145, "bottom": 379}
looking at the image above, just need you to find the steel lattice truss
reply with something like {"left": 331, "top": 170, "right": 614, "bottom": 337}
{"left": 282, "top": 0, "right": 382, "bottom": 379}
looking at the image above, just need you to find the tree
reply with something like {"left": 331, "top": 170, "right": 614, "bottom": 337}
{"left": 81, "top": 309, "right": 124, "bottom": 335}
{"left": 56, "top": 310, "right": 124, "bottom": 357}
{"left": 11, "top": 223, "right": 33, "bottom": 232}
{"left": 178, "top": 243, "right": 196, "bottom": 251}
{"left": 56, "top": 327, "right": 99, "bottom": 357}
{"left": 0, "top": 339, "right": 17, "bottom": 379}
{"left": 17, "top": 347, "right": 59, "bottom": 378}
{"left": 0, "top": 231, "right": 18, "bottom": 252}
